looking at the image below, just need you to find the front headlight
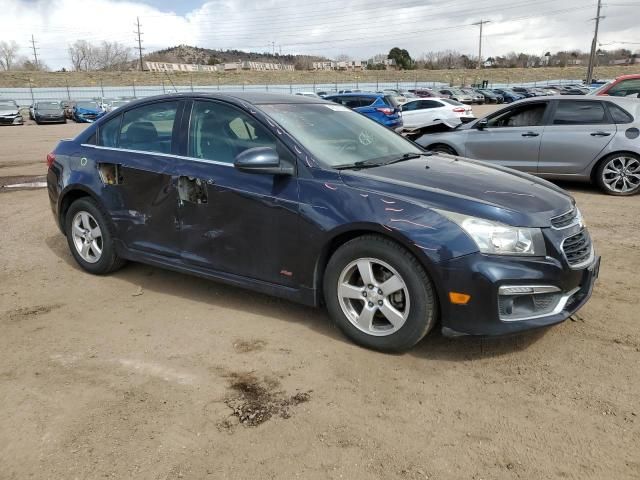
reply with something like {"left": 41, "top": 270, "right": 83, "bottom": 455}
{"left": 436, "top": 210, "right": 546, "bottom": 256}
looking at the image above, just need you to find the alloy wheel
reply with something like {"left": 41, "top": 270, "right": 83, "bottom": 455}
{"left": 601, "top": 156, "right": 640, "bottom": 193}
{"left": 71, "top": 211, "right": 103, "bottom": 263}
{"left": 337, "top": 257, "right": 410, "bottom": 336}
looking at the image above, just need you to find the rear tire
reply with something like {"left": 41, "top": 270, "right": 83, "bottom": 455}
{"left": 323, "top": 235, "right": 437, "bottom": 352}
{"left": 594, "top": 153, "right": 640, "bottom": 196}
{"left": 64, "top": 197, "right": 125, "bottom": 274}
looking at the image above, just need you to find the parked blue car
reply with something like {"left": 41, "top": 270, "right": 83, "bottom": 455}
{"left": 492, "top": 89, "right": 525, "bottom": 103}
{"left": 324, "top": 93, "right": 402, "bottom": 128}
{"left": 73, "top": 100, "right": 105, "bottom": 123}
{"left": 46, "top": 93, "right": 598, "bottom": 352}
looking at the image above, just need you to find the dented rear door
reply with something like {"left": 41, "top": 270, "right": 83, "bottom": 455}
{"left": 92, "top": 100, "right": 186, "bottom": 258}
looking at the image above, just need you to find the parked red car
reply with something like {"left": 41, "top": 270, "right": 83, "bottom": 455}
{"left": 592, "top": 74, "right": 640, "bottom": 98}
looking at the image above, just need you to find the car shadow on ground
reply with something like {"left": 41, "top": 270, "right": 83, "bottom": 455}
{"left": 45, "top": 233, "right": 548, "bottom": 360}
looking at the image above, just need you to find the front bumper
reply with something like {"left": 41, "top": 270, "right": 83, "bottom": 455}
{"left": 436, "top": 252, "right": 600, "bottom": 337}
{"left": 0, "top": 115, "right": 23, "bottom": 125}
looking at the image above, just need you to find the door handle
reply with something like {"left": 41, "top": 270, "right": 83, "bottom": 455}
{"left": 521, "top": 132, "right": 539, "bottom": 137}
{"left": 590, "top": 131, "right": 611, "bottom": 137}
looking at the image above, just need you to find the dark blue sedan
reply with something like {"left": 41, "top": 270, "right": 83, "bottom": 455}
{"left": 324, "top": 92, "right": 402, "bottom": 129}
{"left": 46, "top": 92, "right": 599, "bottom": 352}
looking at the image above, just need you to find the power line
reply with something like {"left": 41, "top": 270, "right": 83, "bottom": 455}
{"left": 472, "top": 20, "right": 491, "bottom": 69}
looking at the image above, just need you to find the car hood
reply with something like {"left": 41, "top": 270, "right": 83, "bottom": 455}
{"left": 339, "top": 156, "right": 573, "bottom": 227}
{"left": 76, "top": 107, "right": 102, "bottom": 114}
{"left": 0, "top": 108, "right": 19, "bottom": 116}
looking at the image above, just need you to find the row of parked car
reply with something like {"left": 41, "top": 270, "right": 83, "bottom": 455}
{"left": 0, "top": 97, "right": 135, "bottom": 126}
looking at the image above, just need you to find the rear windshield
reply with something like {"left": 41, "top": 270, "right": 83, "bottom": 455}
{"left": 442, "top": 98, "right": 464, "bottom": 106}
{"left": 383, "top": 95, "right": 399, "bottom": 107}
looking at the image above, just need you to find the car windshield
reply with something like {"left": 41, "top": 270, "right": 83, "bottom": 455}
{"left": 260, "top": 103, "right": 422, "bottom": 168}
{"left": 37, "top": 101, "right": 61, "bottom": 111}
{"left": 0, "top": 100, "right": 17, "bottom": 108}
{"left": 77, "top": 102, "right": 99, "bottom": 109}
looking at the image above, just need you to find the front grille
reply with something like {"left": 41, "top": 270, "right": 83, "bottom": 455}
{"left": 551, "top": 208, "right": 577, "bottom": 229}
{"left": 562, "top": 229, "right": 592, "bottom": 267}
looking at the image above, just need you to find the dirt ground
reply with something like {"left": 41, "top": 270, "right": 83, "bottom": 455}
{"left": 0, "top": 116, "right": 639, "bottom": 480}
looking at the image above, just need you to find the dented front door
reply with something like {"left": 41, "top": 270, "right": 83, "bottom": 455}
{"left": 175, "top": 99, "right": 300, "bottom": 287}
{"left": 176, "top": 159, "right": 300, "bottom": 287}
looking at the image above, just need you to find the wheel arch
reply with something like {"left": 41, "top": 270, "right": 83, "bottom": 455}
{"left": 312, "top": 225, "right": 445, "bottom": 309}
{"left": 425, "top": 142, "right": 458, "bottom": 155}
{"left": 58, "top": 185, "right": 104, "bottom": 235}
{"left": 590, "top": 150, "right": 640, "bottom": 182}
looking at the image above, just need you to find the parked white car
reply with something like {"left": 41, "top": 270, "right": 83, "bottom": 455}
{"left": 400, "top": 98, "right": 474, "bottom": 130}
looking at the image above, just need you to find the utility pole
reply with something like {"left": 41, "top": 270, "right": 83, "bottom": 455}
{"left": 30, "top": 34, "right": 39, "bottom": 69}
{"left": 472, "top": 20, "right": 490, "bottom": 70}
{"left": 586, "top": 0, "right": 604, "bottom": 84}
{"left": 135, "top": 17, "right": 145, "bottom": 71}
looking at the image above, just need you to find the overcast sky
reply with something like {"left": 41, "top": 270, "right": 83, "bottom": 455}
{"left": 4, "top": 0, "right": 639, "bottom": 69}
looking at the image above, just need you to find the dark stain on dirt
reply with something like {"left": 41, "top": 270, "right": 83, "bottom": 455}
{"left": 223, "top": 371, "right": 311, "bottom": 427}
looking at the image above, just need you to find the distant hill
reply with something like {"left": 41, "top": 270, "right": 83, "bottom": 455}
{"left": 143, "top": 44, "right": 328, "bottom": 70}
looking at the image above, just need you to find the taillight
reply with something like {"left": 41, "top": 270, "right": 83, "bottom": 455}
{"left": 452, "top": 107, "right": 466, "bottom": 113}
{"left": 376, "top": 107, "right": 395, "bottom": 115}
{"left": 46, "top": 152, "right": 56, "bottom": 168}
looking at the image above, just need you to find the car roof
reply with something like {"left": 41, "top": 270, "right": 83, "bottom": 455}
{"left": 324, "top": 92, "right": 381, "bottom": 98}
{"left": 121, "top": 92, "right": 329, "bottom": 107}
{"left": 614, "top": 73, "right": 640, "bottom": 81}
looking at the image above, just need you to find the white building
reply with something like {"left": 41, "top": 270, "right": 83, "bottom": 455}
{"left": 145, "top": 60, "right": 294, "bottom": 73}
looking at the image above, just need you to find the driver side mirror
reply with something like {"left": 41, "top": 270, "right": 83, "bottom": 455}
{"left": 234, "top": 147, "right": 294, "bottom": 175}
{"left": 476, "top": 118, "right": 488, "bottom": 130}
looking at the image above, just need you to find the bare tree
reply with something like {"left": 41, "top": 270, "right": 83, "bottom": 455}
{"left": 68, "top": 40, "right": 96, "bottom": 71}
{"left": 96, "top": 41, "right": 131, "bottom": 70}
{"left": 0, "top": 40, "right": 20, "bottom": 71}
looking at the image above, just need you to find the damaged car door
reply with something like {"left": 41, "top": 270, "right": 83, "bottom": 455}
{"left": 94, "top": 100, "right": 184, "bottom": 257}
{"left": 176, "top": 100, "right": 300, "bottom": 287}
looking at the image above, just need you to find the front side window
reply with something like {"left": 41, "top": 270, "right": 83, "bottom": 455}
{"left": 419, "top": 100, "right": 443, "bottom": 109}
{"left": 260, "top": 103, "right": 422, "bottom": 168}
{"left": 487, "top": 103, "right": 547, "bottom": 128}
{"left": 188, "top": 101, "right": 278, "bottom": 164}
{"left": 119, "top": 101, "right": 178, "bottom": 153}
{"left": 553, "top": 101, "right": 607, "bottom": 125}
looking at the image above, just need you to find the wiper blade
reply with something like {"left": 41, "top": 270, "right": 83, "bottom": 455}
{"left": 333, "top": 160, "right": 382, "bottom": 170}
{"left": 382, "top": 152, "right": 433, "bottom": 166}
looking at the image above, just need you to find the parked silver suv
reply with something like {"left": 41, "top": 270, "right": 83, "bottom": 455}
{"left": 417, "top": 96, "right": 640, "bottom": 195}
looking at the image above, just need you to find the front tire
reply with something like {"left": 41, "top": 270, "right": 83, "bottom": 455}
{"left": 323, "top": 235, "right": 437, "bottom": 352}
{"left": 595, "top": 153, "right": 640, "bottom": 196}
{"left": 64, "top": 197, "right": 125, "bottom": 274}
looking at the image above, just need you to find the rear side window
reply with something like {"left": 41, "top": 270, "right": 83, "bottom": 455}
{"left": 607, "top": 103, "right": 634, "bottom": 124}
{"left": 553, "top": 101, "right": 607, "bottom": 125}
{"left": 383, "top": 95, "right": 399, "bottom": 108}
{"left": 607, "top": 79, "right": 640, "bottom": 98}
{"left": 119, "top": 101, "right": 178, "bottom": 153}
{"left": 99, "top": 114, "right": 122, "bottom": 147}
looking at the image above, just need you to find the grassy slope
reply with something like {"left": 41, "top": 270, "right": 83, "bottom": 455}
{"left": 1, "top": 66, "right": 637, "bottom": 88}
